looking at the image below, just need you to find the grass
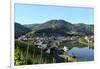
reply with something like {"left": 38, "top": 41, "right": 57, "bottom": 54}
{"left": 15, "top": 40, "right": 55, "bottom": 65}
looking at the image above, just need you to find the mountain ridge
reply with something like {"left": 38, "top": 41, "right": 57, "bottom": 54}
{"left": 15, "top": 19, "right": 94, "bottom": 38}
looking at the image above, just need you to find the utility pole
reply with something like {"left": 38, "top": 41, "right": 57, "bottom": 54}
{"left": 26, "top": 34, "right": 30, "bottom": 64}
{"left": 26, "top": 38, "right": 29, "bottom": 64}
{"left": 40, "top": 47, "right": 43, "bottom": 63}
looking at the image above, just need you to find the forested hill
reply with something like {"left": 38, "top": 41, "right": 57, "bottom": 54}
{"left": 15, "top": 19, "right": 94, "bottom": 38}
{"left": 15, "top": 22, "right": 32, "bottom": 38}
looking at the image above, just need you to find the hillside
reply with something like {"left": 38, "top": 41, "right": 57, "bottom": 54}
{"left": 16, "top": 19, "right": 94, "bottom": 37}
{"left": 24, "top": 24, "right": 39, "bottom": 29}
{"left": 15, "top": 22, "right": 32, "bottom": 38}
{"left": 74, "top": 23, "right": 94, "bottom": 35}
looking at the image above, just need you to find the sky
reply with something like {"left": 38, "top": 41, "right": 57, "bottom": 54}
{"left": 15, "top": 4, "right": 94, "bottom": 25}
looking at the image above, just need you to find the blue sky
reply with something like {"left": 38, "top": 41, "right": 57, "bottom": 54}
{"left": 15, "top": 4, "right": 94, "bottom": 25}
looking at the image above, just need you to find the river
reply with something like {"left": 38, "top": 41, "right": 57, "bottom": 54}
{"left": 67, "top": 47, "right": 94, "bottom": 61}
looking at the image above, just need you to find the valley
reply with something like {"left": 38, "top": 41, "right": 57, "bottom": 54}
{"left": 14, "top": 19, "right": 94, "bottom": 65}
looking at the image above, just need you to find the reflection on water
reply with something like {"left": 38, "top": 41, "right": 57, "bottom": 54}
{"left": 68, "top": 47, "right": 94, "bottom": 61}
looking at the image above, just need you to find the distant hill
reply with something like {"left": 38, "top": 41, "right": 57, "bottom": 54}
{"left": 32, "top": 20, "right": 76, "bottom": 37}
{"left": 24, "top": 24, "right": 39, "bottom": 30}
{"left": 16, "top": 19, "right": 94, "bottom": 38}
{"left": 15, "top": 22, "right": 32, "bottom": 38}
{"left": 74, "top": 23, "right": 94, "bottom": 35}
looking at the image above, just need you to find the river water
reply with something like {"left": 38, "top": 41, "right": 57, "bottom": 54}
{"left": 67, "top": 47, "right": 94, "bottom": 61}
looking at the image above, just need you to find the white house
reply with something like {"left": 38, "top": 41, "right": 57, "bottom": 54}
{"left": 38, "top": 43, "right": 48, "bottom": 49}
{"left": 63, "top": 46, "right": 68, "bottom": 52}
{"left": 46, "top": 48, "right": 51, "bottom": 54}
